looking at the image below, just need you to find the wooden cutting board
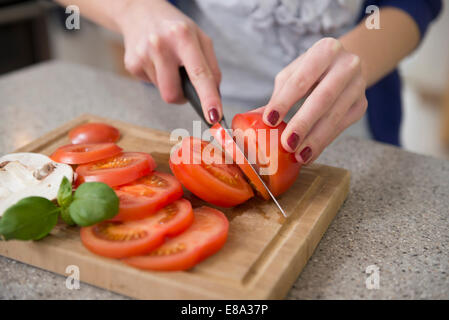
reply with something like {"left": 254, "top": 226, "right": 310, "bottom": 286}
{"left": 0, "top": 114, "right": 350, "bottom": 299}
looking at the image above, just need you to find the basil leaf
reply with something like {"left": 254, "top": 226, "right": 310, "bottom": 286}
{"left": 60, "top": 206, "right": 75, "bottom": 226}
{"left": 68, "top": 182, "right": 119, "bottom": 227}
{"left": 0, "top": 197, "right": 60, "bottom": 241}
{"left": 57, "top": 177, "right": 75, "bottom": 225}
{"left": 57, "top": 176, "right": 73, "bottom": 209}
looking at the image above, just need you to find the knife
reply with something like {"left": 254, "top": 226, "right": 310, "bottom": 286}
{"left": 179, "top": 67, "right": 287, "bottom": 218}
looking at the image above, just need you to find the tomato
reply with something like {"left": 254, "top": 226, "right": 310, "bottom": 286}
{"left": 169, "top": 137, "right": 254, "bottom": 207}
{"left": 231, "top": 111, "right": 302, "bottom": 198}
{"left": 50, "top": 143, "right": 122, "bottom": 165}
{"left": 123, "top": 206, "right": 229, "bottom": 271}
{"left": 76, "top": 152, "right": 156, "bottom": 187}
{"left": 211, "top": 122, "right": 269, "bottom": 199}
{"left": 69, "top": 122, "right": 120, "bottom": 144}
{"left": 80, "top": 199, "right": 194, "bottom": 258}
{"left": 113, "top": 172, "right": 183, "bottom": 221}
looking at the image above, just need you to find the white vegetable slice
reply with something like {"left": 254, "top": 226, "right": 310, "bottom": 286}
{"left": 0, "top": 153, "right": 73, "bottom": 216}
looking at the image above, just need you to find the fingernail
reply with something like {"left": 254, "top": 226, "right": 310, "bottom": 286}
{"left": 299, "top": 147, "right": 312, "bottom": 163}
{"left": 208, "top": 108, "right": 219, "bottom": 124}
{"left": 267, "top": 110, "right": 280, "bottom": 126}
{"left": 287, "top": 133, "right": 300, "bottom": 151}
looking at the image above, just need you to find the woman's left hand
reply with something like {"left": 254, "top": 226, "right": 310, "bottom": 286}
{"left": 262, "top": 37, "right": 368, "bottom": 164}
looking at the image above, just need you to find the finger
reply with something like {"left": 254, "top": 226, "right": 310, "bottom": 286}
{"left": 143, "top": 60, "right": 157, "bottom": 85}
{"left": 294, "top": 77, "right": 366, "bottom": 164}
{"left": 173, "top": 23, "right": 222, "bottom": 124}
{"left": 263, "top": 38, "right": 342, "bottom": 127}
{"left": 198, "top": 30, "right": 222, "bottom": 85}
{"left": 281, "top": 52, "right": 362, "bottom": 152}
{"left": 123, "top": 42, "right": 148, "bottom": 82}
{"left": 135, "top": 70, "right": 152, "bottom": 83}
{"left": 125, "top": 57, "right": 150, "bottom": 82}
{"left": 148, "top": 33, "right": 186, "bottom": 104}
{"left": 335, "top": 95, "right": 368, "bottom": 135}
{"left": 123, "top": 35, "right": 156, "bottom": 84}
{"left": 135, "top": 39, "right": 157, "bottom": 85}
{"left": 319, "top": 96, "right": 368, "bottom": 161}
{"left": 249, "top": 106, "right": 266, "bottom": 114}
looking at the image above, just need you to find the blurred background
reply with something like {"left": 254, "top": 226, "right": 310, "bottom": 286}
{"left": 1, "top": 0, "right": 448, "bottom": 160}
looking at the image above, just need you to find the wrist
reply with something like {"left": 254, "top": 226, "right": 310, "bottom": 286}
{"left": 112, "top": 0, "right": 134, "bottom": 33}
{"left": 114, "top": 0, "right": 166, "bottom": 34}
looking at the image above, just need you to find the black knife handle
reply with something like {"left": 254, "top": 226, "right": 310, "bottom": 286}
{"left": 179, "top": 67, "right": 207, "bottom": 124}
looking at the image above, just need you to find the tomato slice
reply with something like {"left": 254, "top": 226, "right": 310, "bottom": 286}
{"left": 80, "top": 199, "right": 194, "bottom": 258}
{"left": 69, "top": 122, "right": 120, "bottom": 144}
{"left": 169, "top": 137, "right": 254, "bottom": 207}
{"left": 113, "top": 172, "right": 183, "bottom": 221}
{"left": 211, "top": 122, "right": 269, "bottom": 199}
{"left": 50, "top": 143, "right": 122, "bottom": 165}
{"left": 76, "top": 152, "right": 156, "bottom": 187}
{"left": 123, "top": 206, "right": 229, "bottom": 271}
{"left": 231, "top": 111, "right": 302, "bottom": 197}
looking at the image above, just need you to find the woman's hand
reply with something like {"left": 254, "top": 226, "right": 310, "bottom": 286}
{"left": 117, "top": 0, "right": 222, "bottom": 124}
{"left": 262, "top": 37, "right": 368, "bottom": 164}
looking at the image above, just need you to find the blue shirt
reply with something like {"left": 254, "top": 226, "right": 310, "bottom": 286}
{"left": 361, "top": 0, "right": 442, "bottom": 146}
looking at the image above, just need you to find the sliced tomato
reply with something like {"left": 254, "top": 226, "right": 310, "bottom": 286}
{"left": 80, "top": 199, "right": 194, "bottom": 258}
{"left": 231, "top": 111, "right": 302, "bottom": 197}
{"left": 50, "top": 143, "right": 122, "bottom": 165}
{"left": 123, "top": 206, "right": 229, "bottom": 271}
{"left": 69, "top": 122, "right": 120, "bottom": 144}
{"left": 76, "top": 152, "right": 156, "bottom": 187}
{"left": 113, "top": 172, "right": 183, "bottom": 221}
{"left": 169, "top": 137, "right": 254, "bottom": 207}
{"left": 211, "top": 122, "right": 269, "bottom": 199}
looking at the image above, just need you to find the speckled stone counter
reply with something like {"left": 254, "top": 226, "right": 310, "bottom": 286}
{"left": 0, "top": 61, "right": 448, "bottom": 299}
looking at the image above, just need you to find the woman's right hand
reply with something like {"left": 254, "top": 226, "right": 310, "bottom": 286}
{"left": 117, "top": 0, "right": 222, "bottom": 124}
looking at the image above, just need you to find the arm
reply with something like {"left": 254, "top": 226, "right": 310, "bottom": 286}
{"left": 54, "top": 0, "right": 126, "bottom": 32}
{"left": 54, "top": 0, "right": 223, "bottom": 124}
{"left": 340, "top": 7, "right": 420, "bottom": 87}
{"left": 262, "top": 5, "right": 437, "bottom": 164}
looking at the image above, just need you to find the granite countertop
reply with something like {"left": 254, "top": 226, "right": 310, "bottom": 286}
{"left": 0, "top": 61, "right": 447, "bottom": 300}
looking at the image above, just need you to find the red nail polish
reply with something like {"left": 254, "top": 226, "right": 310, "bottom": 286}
{"left": 267, "top": 110, "right": 279, "bottom": 126}
{"left": 299, "top": 147, "right": 312, "bottom": 163}
{"left": 287, "top": 133, "right": 300, "bottom": 151}
{"left": 209, "top": 108, "right": 219, "bottom": 123}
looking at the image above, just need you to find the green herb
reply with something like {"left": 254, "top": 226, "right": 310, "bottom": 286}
{"left": 57, "top": 177, "right": 75, "bottom": 225}
{"left": 0, "top": 179, "right": 119, "bottom": 241}
{"left": 57, "top": 176, "right": 73, "bottom": 208}
{"left": 60, "top": 206, "right": 74, "bottom": 226}
{"left": 0, "top": 197, "right": 59, "bottom": 240}
{"left": 69, "top": 182, "right": 119, "bottom": 227}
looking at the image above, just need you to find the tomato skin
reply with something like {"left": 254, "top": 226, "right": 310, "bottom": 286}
{"left": 51, "top": 143, "right": 122, "bottom": 165}
{"left": 211, "top": 122, "right": 270, "bottom": 199}
{"left": 80, "top": 199, "right": 194, "bottom": 259}
{"left": 113, "top": 172, "right": 183, "bottom": 221}
{"left": 123, "top": 206, "right": 229, "bottom": 271}
{"left": 69, "top": 123, "right": 120, "bottom": 144}
{"left": 76, "top": 152, "right": 156, "bottom": 187}
{"left": 169, "top": 137, "right": 254, "bottom": 207}
{"left": 231, "top": 111, "right": 302, "bottom": 197}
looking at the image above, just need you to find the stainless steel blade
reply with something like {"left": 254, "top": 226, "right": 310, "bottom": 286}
{"left": 219, "top": 119, "right": 287, "bottom": 218}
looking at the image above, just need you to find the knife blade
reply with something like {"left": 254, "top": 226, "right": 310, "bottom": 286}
{"left": 179, "top": 67, "right": 287, "bottom": 218}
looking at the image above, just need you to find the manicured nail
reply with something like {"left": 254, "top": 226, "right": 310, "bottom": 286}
{"left": 287, "top": 133, "right": 300, "bottom": 151}
{"left": 208, "top": 108, "right": 219, "bottom": 124}
{"left": 299, "top": 147, "right": 312, "bottom": 163}
{"left": 267, "top": 110, "right": 280, "bottom": 126}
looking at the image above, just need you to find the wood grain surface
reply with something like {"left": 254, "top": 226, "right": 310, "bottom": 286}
{"left": 0, "top": 114, "right": 350, "bottom": 299}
